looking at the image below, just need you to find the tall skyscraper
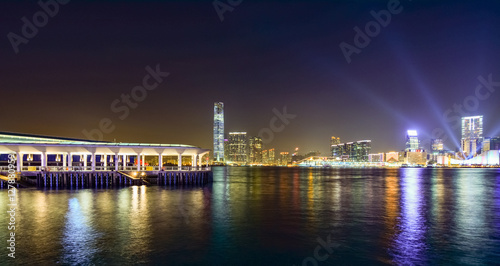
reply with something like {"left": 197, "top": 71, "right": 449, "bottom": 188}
{"left": 461, "top": 116, "right": 483, "bottom": 157}
{"left": 248, "top": 136, "right": 263, "bottom": 164}
{"left": 227, "top": 132, "right": 248, "bottom": 165}
{"left": 268, "top": 148, "right": 275, "bottom": 165}
{"left": 213, "top": 102, "right": 224, "bottom": 163}
{"left": 330, "top": 136, "right": 340, "bottom": 157}
{"left": 405, "top": 130, "right": 419, "bottom": 151}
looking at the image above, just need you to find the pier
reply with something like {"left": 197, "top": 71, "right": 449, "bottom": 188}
{"left": 0, "top": 132, "right": 213, "bottom": 188}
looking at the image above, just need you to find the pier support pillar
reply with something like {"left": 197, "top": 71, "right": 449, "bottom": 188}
{"left": 103, "top": 154, "right": 107, "bottom": 170}
{"left": 41, "top": 152, "right": 47, "bottom": 170}
{"left": 16, "top": 152, "right": 23, "bottom": 172}
{"left": 91, "top": 153, "right": 96, "bottom": 172}
{"left": 159, "top": 154, "right": 163, "bottom": 171}
{"left": 178, "top": 154, "right": 182, "bottom": 170}
{"left": 63, "top": 153, "right": 67, "bottom": 169}
{"left": 68, "top": 153, "right": 73, "bottom": 171}
{"left": 123, "top": 155, "right": 127, "bottom": 170}
{"left": 137, "top": 154, "right": 141, "bottom": 171}
{"left": 115, "top": 154, "right": 119, "bottom": 171}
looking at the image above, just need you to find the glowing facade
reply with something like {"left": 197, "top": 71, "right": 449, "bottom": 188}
{"left": 213, "top": 102, "right": 224, "bottom": 163}
{"left": 405, "top": 130, "right": 419, "bottom": 151}
{"left": 461, "top": 116, "right": 483, "bottom": 157}
{"left": 248, "top": 136, "right": 263, "bottom": 164}
{"left": 227, "top": 132, "right": 247, "bottom": 164}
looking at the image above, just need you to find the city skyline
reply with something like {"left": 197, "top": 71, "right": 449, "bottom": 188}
{"left": 1, "top": 1, "right": 500, "bottom": 155}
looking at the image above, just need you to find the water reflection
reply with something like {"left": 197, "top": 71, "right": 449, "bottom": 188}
{"left": 391, "top": 168, "right": 428, "bottom": 265}
{"left": 62, "top": 195, "right": 100, "bottom": 264}
{"left": 1, "top": 167, "right": 499, "bottom": 265}
{"left": 454, "top": 170, "right": 489, "bottom": 263}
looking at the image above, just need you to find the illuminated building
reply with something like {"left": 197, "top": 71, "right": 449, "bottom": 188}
{"left": 224, "top": 138, "right": 229, "bottom": 161}
{"left": 331, "top": 140, "right": 371, "bottom": 162}
{"left": 330, "top": 136, "right": 340, "bottom": 156}
{"left": 405, "top": 130, "right": 419, "bottom": 151}
{"left": 403, "top": 151, "right": 427, "bottom": 165}
{"left": 279, "top": 152, "right": 291, "bottom": 166}
{"left": 385, "top": 152, "right": 399, "bottom": 163}
{"left": 269, "top": 148, "right": 275, "bottom": 165}
{"left": 354, "top": 140, "right": 371, "bottom": 162}
{"left": 213, "top": 102, "right": 224, "bottom": 163}
{"left": 331, "top": 144, "right": 344, "bottom": 158}
{"left": 482, "top": 137, "right": 500, "bottom": 153}
{"left": 262, "top": 150, "right": 268, "bottom": 164}
{"left": 227, "top": 132, "right": 247, "bottom": 165}
{"left": 461, "top": 115, "right": 483, "bottom": 157}
{"left": 248, "top": 136, "right": 263, "bottom": 164}
{"left": 368, "top": 153, "right": 384, "bottom": 162}
{"left": 431, "top": 139, "right": 444, "bottom": 152}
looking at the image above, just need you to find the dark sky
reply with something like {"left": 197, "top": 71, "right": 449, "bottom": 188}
{"left": 1, "top": 0, "right": 500, "bottom": 155}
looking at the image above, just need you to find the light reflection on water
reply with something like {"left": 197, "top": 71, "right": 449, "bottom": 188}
{"left": 0, "top": 167, "right": 499, "bottom": 265}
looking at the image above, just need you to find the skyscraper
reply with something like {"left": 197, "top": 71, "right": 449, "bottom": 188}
{"left": 330, "top": 136, "right": 340, "bottom": 157}
{"left": 213, "top": 102, "right": 224, "bottom": 163}
{"left": 461, "top": 116, "right": 483, "bottom": 157}
{"left": 405, "top": 130, "right": 419, "bottom": 151}
{"left": 248, "top": 136, "right": 263, "bottom": 164}
{"left": 227, "top": 132, "right": 248, "bottom": 165}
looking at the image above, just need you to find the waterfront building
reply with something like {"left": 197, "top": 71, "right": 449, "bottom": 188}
{"left": 224, "top": 138, "right": 229, "bottom": 161}
{"left": 385, "top": 152, "right": 399, "bottom": 163}
{"left": 248, "top": 136, "right": 263, "bottom": 164}
{"left": 227, "top": 132, "right": 248, "bottom": 165}
{"left": 262, "top": 150, "right": 268, "bottom": 164}
{"left": 331, "top": 144, "right": 344, "bottom": 158}
{"left": 0, "top": 131, "right": 210, "bottom": 172}
{"left": 279, "top": 152, "right": 291, "bottom": 166}
{"left": 330, "top": 140, "right": 371, "bottom": 162}
{"left": 368, "top": 153, "right": 384, "bottom": 162}
{"left": 269, "top": 148, "right": 275, "bottom": 165}
{"left": 461, "top": 115, "right": 483, "bottom": 157}
{"left": 403, "top": 150, "right": 427, "bottom": 165}
{"left": 354, "top": 140, "right": 371, "bottom": 162}
{"left": 213, "top": 102, "right": 225, "bottom": 163}
{"left": 405, "top": 130, "right": 419, "bottom": 151}
{"left": 330, "top": 136, "right": 340, "bottom": 157}
{"left": 431, "top": 139, "right": 444, "bottom": 152}
{"left": 483, "top": 137, "right": 500, "bottom": 153}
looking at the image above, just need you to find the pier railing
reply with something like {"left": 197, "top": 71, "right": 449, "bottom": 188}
{"left": 0, "top": 166, "right": 211, "bottom": 172}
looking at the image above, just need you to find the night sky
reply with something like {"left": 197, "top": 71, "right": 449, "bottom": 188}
{"left": 1, "top": 0, "right": 500, "bottom": 155}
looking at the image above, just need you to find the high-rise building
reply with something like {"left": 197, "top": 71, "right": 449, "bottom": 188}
{"left": 248, "top": 136, "right": 263, "bottom": 164}
{"left": 483, "top": 137, "right": 500, "bottom": 153}
{"left": 332, "top": 144, "right": 344, "bottom": 158}
{"left": 279, "top": 152, "right": 291, "bottom": 166}
{"left": 431, "top": 139, "right": 444, "bottom": 152}
{"left": 268, "top": 148, "right": 275, "bottom": 165}
{"left": 331, "top": 140, "right": 371, "bottom": 162}
{"left": 227, "top": 132, "right": 248, "bottom": 165}
{"left": 262, "top": 150, "right": 269, "bottom": 164}
{"left": 406, "top": 130, "right": 419, "bottom": 151}
{"left": 213, "top": 102, "right": 224, "bottom": 163}
{"left": 330, "top": 136, "right": 340, "bottom": 156}
{"left": 354, "top": 140, "right": 371, "bottom": 162}
{"left": 461, "top": 116, "right": 483, "bottom": 157}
